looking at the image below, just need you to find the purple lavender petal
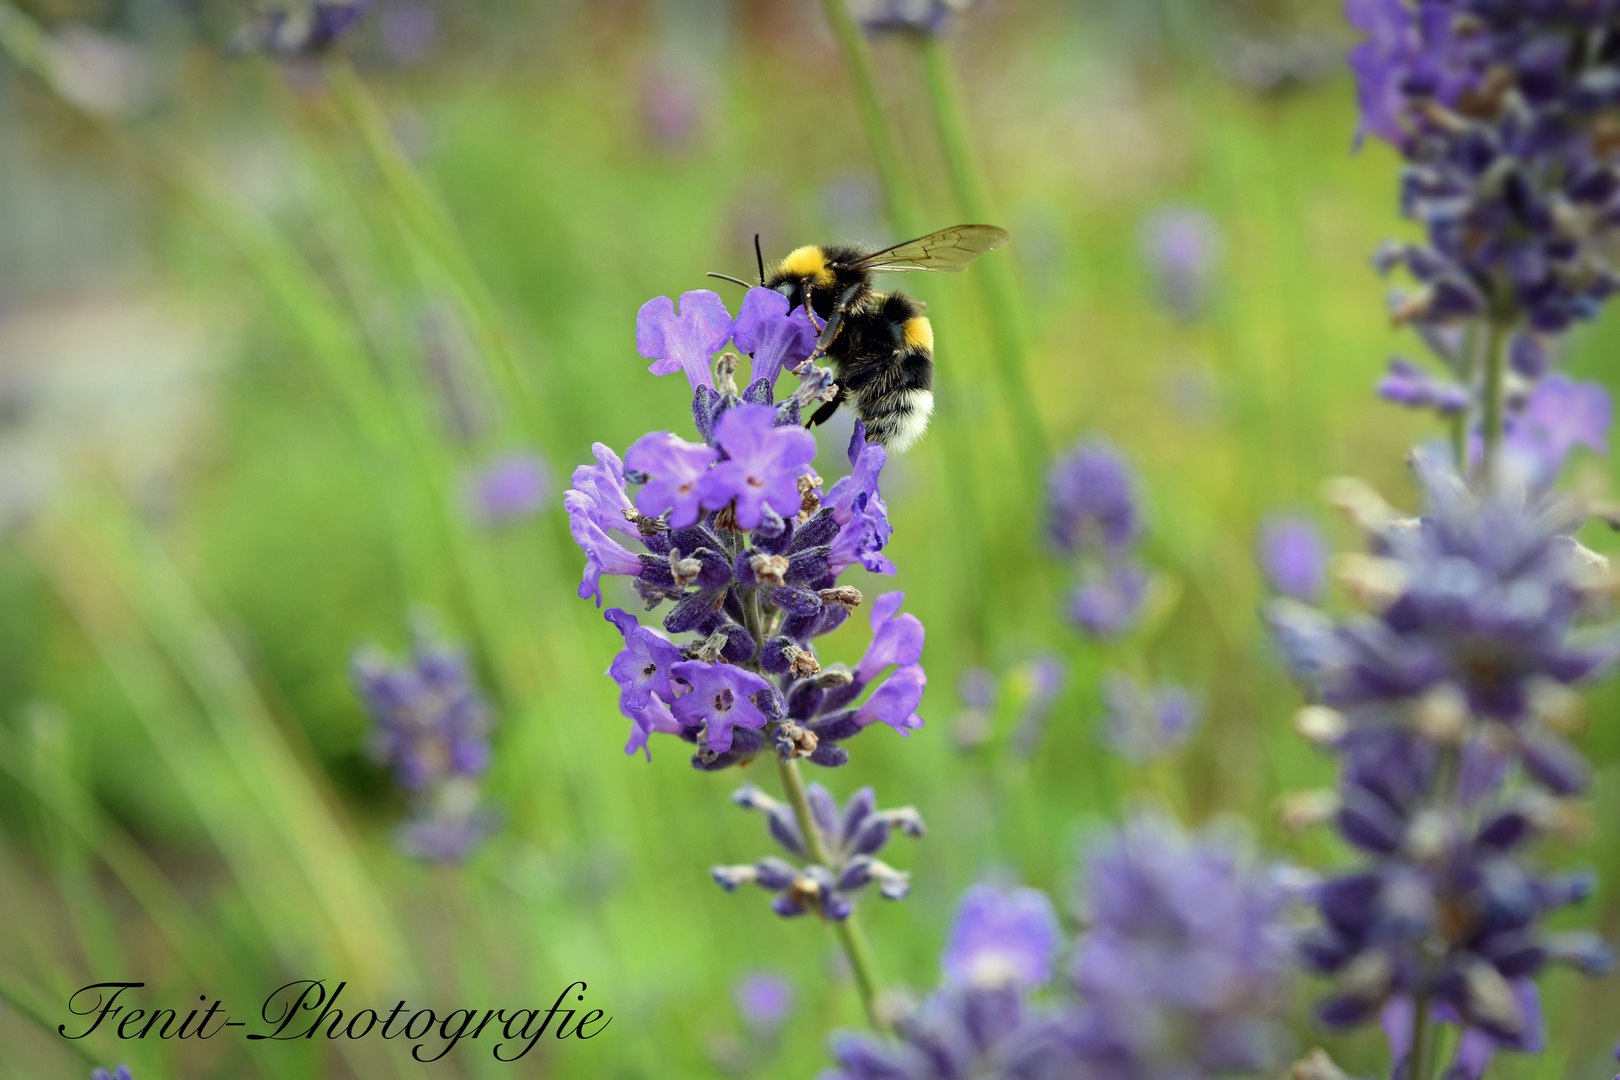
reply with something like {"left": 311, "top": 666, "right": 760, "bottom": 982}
{"left": 625, "top": 431, "right": 718, "bottom": 529}
{"left": 732, "top": 287, "right": 816, "bottom": 391}
{"left": 636, "top": 290, "right": 734, "bottom": 393}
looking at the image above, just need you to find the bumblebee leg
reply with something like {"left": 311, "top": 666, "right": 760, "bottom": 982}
{"left": 801, "top": 280, "right": 825, "bottom": 333}
{"left": 805, "top": 388, "right": 845, "bottom": 429}
{"left": 816, "top": 282, "right": 865, "bottom": 353}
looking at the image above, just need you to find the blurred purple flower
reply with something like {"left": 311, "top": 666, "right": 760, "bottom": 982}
{"left": 353, "top": 620, "right": 497, "bottom": 863}
{"left": 625, "top": 430, "right": 717, "bottom": 529}
{"left": 380, "top": 1, "right": 437, "bottom": 63}
{"left": 1069, "top": 562, "right": 1148, "bottom": 640}
{"left": 855, "top": 0, "right": 979, "bottom": 36}
{"left": 734, "top": 972, "right": 795, "bottom": 1032}
{"left": 1507, "top": 375, "right": 1611, "bottom": 483}
{"left": 1259, "top": 514, "right": 1328, "bottom": 602}
{"left": 1268, "top": 458, "right": 1617, "bottom": 728}
{"left": 1071, "top": 813, "right": 1296, "bottom": 1075}
{"left": 1345, "top": 0, "right": 1417, "bottom": 146}
{"left": 700, "top": 404, "right": 816, "bottom": 529}
{"left": 953, "top": 666, "right": 998, "bottom": 749}
{"left": 237, "top": 0, "right": 374, "bottom": 57}
{"left": 1140, "top": 206, "right": 1222, "bottom": 321}
{"left": 1301, "top": 727, "right": 1610, "bottom": 1039}
{"left": 467, "top": 452, "right": 551, "bottom": 525}
{"left": 670, "top": 661, "right": 771, "bottom": 755}
{"left": 353, "top": 627, "right": 492, "bottom": 791}
{"left": 90, "top": 1068, "right": 133, "bottom": 1080}
{"left": 396, "top": 781, "right": 499, "bottom": 863}
{"left": 733, "top": 287, "right": 816, "bottom": 392}
{"left": 1047, "top": 437, "right": 1140, "bottom": 556}
{"left": 636, "top": 290, "right": 734, "bottom": 393}
{"left": 1377, "top": 358, "right": 1468, "bottom": 415}
{"left": 942, "top": 884, "right": 1061, "bottom": 988}
{"left": 960, "top": 667, "right": 996, "bottom": 710}
{"left": 1097, "top": 671, "right": 1200, "bottom": 763}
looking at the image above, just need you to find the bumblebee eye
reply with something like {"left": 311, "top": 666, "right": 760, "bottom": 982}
{"left": 773, "top": 283, "right": 796, "bottom": 300}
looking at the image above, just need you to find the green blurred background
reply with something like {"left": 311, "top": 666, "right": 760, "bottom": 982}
{"left": 3, "top": 0, "right": 1620, "bottom": 1077}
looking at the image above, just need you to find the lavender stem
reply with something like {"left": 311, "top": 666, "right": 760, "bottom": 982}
{"left": 1480, "top": 318, "right": 1509, "bottom": 487}
{"left": 1410, "top": 994, "right": 1433, "bottom": 1080}
{"left": 775, "top": 754, "right": 888, "bottom": 1031}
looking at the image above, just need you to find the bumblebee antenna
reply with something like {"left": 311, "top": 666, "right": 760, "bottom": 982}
{"left": 754, "top": 234, "right": 765, "bottom": 285}
{"left": 706, "top": 272, "right": 753, "bottom": 289}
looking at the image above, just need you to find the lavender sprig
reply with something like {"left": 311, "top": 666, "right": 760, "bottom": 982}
{"left": 351, "top": 620, "right": 497, "bottom": 863}
{"left": 821, "top": 815, "right": 1299, "bottom": 1080}
{"left": 567, "top": 283, "right": 933, "bottom": 1029}
{"left": 1348, "top": 0, "right": 1620, "bottom": 480}
{"left": 1270, "top": 459, "right": 1616, "bottom": 1077}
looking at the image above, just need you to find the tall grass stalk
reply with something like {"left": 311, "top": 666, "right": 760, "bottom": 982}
{"left": 321, "top": 58, "right": 552, "bottom": 450}
{"left": 916, "top": 36, "right": 1048, "bottom": 483}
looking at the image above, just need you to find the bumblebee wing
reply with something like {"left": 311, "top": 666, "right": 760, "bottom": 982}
{"left": 845, "top": 224, "right": 1009, "bottom": 274}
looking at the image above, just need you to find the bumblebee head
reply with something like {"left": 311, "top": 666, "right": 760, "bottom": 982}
{"left": 774, "top": 246, "right": 837, "bottom": 291}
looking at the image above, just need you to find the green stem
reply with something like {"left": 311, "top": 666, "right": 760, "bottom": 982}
{"left": 1480, "top": 319, "right": 1509, "bottom": 489}
{"left": 814, "top": 0, "right": 921, "bottom": 237}
{"left": 321, "top": 57, "right": 549, "bottom": 449}
{"left": 917, "top": 36, "right": 1048, "bottom": 479}
{"left": 775, "top": 755, "right": 888, "bottom": 1031}
{"left": 0, "top": 0, "right": 50, "bottom": 78}
{"left": 1409, "top": 995, "right": 1434, "bottom": 1080}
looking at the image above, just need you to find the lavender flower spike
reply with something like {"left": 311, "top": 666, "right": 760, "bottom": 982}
{"left": 1046, "top": 437, "right": 1140, "bottom": 556}
{"left": 352, "top": 620, "right": 497, "bottom": 863}
{"left": 90, "top": 1068, "right": 134, "bottom": 1080}
{"left": 942, "top": 884, "right": 1061, "bottom": 988}
{"left": 732, "top": 287, "right": 815, "bottom": 393}
{"left": 636, "top": 289, "right": 734, "bottom": 393}
{"left": 1070, "top": 812, "right": 1297, "bottom": 1077}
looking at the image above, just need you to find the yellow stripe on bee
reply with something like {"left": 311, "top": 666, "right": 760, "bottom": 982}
{"left": 902, "top": 316, "right": 934, "bottom": 351}
{"left": 778, "top": 246, "right": 836, "bottom": 289}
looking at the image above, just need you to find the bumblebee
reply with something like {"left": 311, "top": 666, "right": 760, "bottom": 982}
{"left": 721, "top": 224, "right": 1008, "bottom": 452}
